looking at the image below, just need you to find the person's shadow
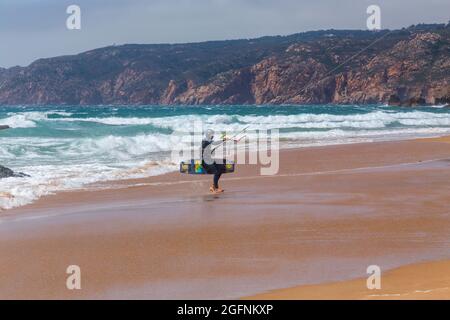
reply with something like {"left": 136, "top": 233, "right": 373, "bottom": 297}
{"left": 202, "top": 194, "right": 223, "bottom": 202}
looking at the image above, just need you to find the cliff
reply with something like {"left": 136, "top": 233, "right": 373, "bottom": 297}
{"left": 0, "top": 24, "right": 449, "bottom": 106}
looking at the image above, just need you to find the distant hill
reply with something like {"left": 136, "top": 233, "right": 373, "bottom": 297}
{"left": 0, "top": 24, "right": 449, "bottom": 106}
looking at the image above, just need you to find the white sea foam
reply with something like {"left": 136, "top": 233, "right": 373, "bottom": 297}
{"left": 1, "top": 108, "right": 450, "bottom": 211}
{"left": 3, "top": 109, "right": 448, "bottom": 132}
{"left": 0, "top": 111, "right": 73, "bottom": 128}
{"left": 0, "top": 160, "right": 177, "bottom": 210}
{"left": 0, "top": 114, "right": 38, "bottom": 128}
{"left": 40, "top": 110, "right": 450, "bottom": 131}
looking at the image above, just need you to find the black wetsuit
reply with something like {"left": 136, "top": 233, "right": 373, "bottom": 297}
{"left": 202, "top": 139, "right": 225, "bottom": 189}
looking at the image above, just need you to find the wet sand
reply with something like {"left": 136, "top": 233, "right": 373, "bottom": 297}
{"left": 1, "top": 137, "right": 450, "bottom": 299}
{"left": 247, "top": 260, "right": 450, "bottom": 300}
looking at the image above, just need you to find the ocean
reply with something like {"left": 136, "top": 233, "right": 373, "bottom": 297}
{"left": 1, "top": 104, "right": 450, "bottom": 210}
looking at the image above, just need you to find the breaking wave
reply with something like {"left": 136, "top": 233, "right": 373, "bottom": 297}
{"left": 1, "top": 104, "right": 450, "bottom": 210}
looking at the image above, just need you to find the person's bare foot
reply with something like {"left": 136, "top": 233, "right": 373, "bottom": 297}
{"left": 209, "top": 186, "right": 224, "bottom": 193}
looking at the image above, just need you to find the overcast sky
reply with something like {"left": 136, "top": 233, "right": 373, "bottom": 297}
{"left": 0, "top": 0, "right": 448, "bottom": 68}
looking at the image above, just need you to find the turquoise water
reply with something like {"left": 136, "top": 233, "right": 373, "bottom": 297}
{"left": 1, "top": 104, "right": 450, "bottom": 209}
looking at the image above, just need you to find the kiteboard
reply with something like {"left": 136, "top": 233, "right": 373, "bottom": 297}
{"left": 180, "top": 160, "right": 235, "bottom": 175}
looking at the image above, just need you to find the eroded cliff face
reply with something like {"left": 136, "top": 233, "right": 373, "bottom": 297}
{"left": 0, "top": 25, "right": 449, "bottom": 106}
{"left": 337, "top": 32, "right": 450, "bottom": 106}
{"left": 172, "top": 31, "right": 450, "bottom": 106}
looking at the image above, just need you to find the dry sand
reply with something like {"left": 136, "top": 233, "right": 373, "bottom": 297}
{"left": 0, "top": 137, "right": 450, "bottom": 299}
{"left": 246, "top": 260, "right": 450, "bottom": 300}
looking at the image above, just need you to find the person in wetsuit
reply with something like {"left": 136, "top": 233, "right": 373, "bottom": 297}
{"left": 202, "top": 129, "right": 226, "bottom": 193}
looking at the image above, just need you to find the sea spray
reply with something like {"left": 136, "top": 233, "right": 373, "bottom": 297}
{"left": 1, "top": 104, "right": 450, "bottom": 210}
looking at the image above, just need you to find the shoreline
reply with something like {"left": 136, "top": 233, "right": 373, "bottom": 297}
{"left": 1, "top": 136, "right": 450, "bottom": 299}
{"left": 3, "top": 133, "right": 450, "bottom": 215}
{"left": 246, "top": 259, "right": 450, "bottom": 300}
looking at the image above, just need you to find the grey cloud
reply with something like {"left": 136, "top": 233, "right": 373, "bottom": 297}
{"left": 0, "top": 0, "right": 448, "bottom": 67}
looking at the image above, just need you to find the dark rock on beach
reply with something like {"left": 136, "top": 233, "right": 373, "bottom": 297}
{"left": 0, "top": 165, "right": 30, "bottom": 179}
{"left": 0, "top": 23, "right": 448, "bottom": 106}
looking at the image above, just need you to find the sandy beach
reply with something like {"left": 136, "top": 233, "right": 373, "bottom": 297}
{"left": 247, "top": 260, "right": 450, "bottom": 300}
{"left": 1, "top": 137, "right": 450, "bottom": 299}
